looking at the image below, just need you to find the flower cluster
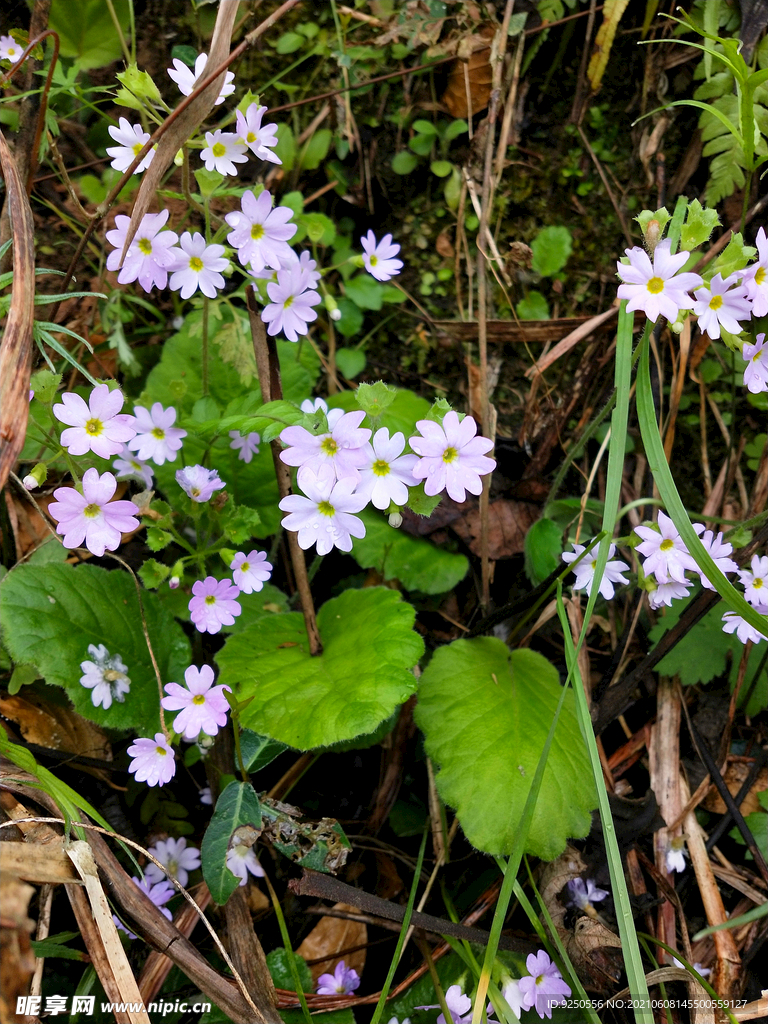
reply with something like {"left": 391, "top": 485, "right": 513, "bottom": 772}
{"left": 615, "top": 228, "right": 768, "bottom": 395}
{"left": 563, "top": 513, "right": 768, "bottom": 646}
{"left": 278, "top": 404, "right": 495, "bottom": 555}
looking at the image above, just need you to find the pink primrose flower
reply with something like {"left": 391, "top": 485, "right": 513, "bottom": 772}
{"left": 356, "top": 428, "right": 419, "bottom": 510}
{"left": 230, "top": 550, "right": 273, "bottom": 593}
{"left": 188, "top": 577, "right": 241, "bottom": 634}
{"left": 280, "top": 409, "right": 371, "bottom": 485}
{"left": 127, "top": 733, "right": 176, "bottom": 787}
{"left": 48, "top": 468, "right": 139, "bottom": 557}
{"left": 409, "top": 411, "right": 495, "bottom": 502}
{"left": 226, "top": 189, "right": 296, "bottom": 271}
{"left": 106, "top": 210, "right": 179, "bottom": 293}
{"left": 128, "top": 402, "right": 186, "bottom": 465}
{"left": 361, "top": 231, "right": 403, "bottom": 282}
{"left": 53, "top": 384, "right": 136, "bottom": 459}
{"left": 692, "top": 272, "right": 751, "bottom": 339}
{"left": 161, "top": 664, "right": 231, "bottom": 740}
{"left": 235, "top": 103, "right": 281, "bottom": 163}
{"left": 261, "top": 262, "right": 321, "bottom": 341}
{"left": 279, "top": 473, "right": 367, "bottom": 555}
{"left": 616, "top": 239, "right": 702, "bottom": 323}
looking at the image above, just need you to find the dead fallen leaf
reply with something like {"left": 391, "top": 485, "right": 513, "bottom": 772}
{"left": 296, "top": 902, "right": 366, "bottom": 984}
{"left": 703, "top": 759, "right": 767, "bottom": 817}
{"left": 442, "top": 27, "right": 494, "bottom": 118}
{"left": 451, "top": 499, "right": 538, "bottom": 559}
{"left": 0, "top": 875, "right": 36, "bottom": 1024}
{"left": 0, "top": 693, "right": 112, "bottom": 770}
{"left": 436, "top": 230, "right": 455, "bottom": 259}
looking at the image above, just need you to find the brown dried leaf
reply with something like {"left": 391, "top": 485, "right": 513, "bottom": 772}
{"left": 451, "top": 499, "right": 538, "bottom": 558}
{"left": 442, "top": 27, "right": 494, "bottom": 118}
{"left": 702, "top": 760, "right": 767, "bottom": 817}
{"left": 296, "top": 903, "right": 366, "bottom": 984}
{"left": 0, "top": 693, "right": 112, "bottom": 763}
{"left": 436, "top": 230, "right": 455, "bottom": 259}
{"left": 0, "top": 876, "right": 36, "bottom": 1024}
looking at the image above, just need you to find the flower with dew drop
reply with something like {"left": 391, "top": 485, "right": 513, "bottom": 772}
{"left": 357, "top": 428, "right": 419, "bottom": 510}
{"left": 226, "top": 835, "right": 265, "bottom": 886}
{"left": 106, "top": 210, "right": 179, "bottom": 293}
{"left": 200, "top": 130, "right": 248, "bottom": 177}
{"left": 106, "top": 117, "right": 155, "bottom": 174}
{"left": 562, "top": 542, "right": 630, "bottom": 600}
{"left": 167, "top": 52, "right": 234, "bottom": 105}
{"left": 280, "top": 409, "right": 371, "bottom": 485}
{"left": 48, "top": 468, "right": 140, "bottom": 557}
{"left": 176, "top": 464, "right": 225, "bottom": 503}
{"left": 229, "top": 430, "right": 260, "bottom": 463}
{"left": 127, "top": 733, "right": 176, "bottom": 787}
{"left": 128, "top": 402, "right": 186, "bottom": 465}
{"left": 616, "top": 239, "right": 702, "bottom": 323}
{"left": 410, "top": 411, "right": 496, "bottom": 503}
{"left": 188, "top": 577, "right": 241, "bottom": 634}
{"left": 634, "top": 511, "right": 698, "bottom": 584}
{"left": 742, "top": 226, "right": 768, "bottom": 317}
{"left": 145, "top": 837, "right": 201, "bottom": 887}
{"left": 79, "top": 644, "right": 131, "bottom": 709}
{"left": 230, "top": 550, "right": 272, "bottom": 594}
{"left": 161, "top": 665, "right": 231, "bottom": 741}
{"left": 742, "top": 334, "right": 768, "bottom": 394}
{"left": 169, "top": 231, "right": 229, "bottom": 299}
{"left": 235, "top": 103, "right": 281, "bottom": 163}
{"left": 361, "top": 231, "right": 403, "bottom": 282}
{"left": 53, "top": 384, "right": 136, "bottom": 459}
{"left": 316, "top": 961, "right": 361, "bottom": 996}
{"left": 279, "top": 472, "right": 367, "bottom": 555}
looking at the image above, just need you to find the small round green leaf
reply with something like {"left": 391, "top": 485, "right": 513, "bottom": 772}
{"left": 415, "top": 638, "right": 596, "bottom": 859}
{"left": 392, "top": 151, "right": 419, "bottom": 175}
{"left": 531, "top": 225, "right": 573, "bottom": 277}
{"left": 430, "top": 160, "right": 453, "bottom": 177}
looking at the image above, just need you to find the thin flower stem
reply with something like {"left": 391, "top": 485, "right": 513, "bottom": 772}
{"left": 201, "top": 295, "right": 210, "bottom": 397}
{"left": 263, "top": 871, "right": 313, "bottom": 1024}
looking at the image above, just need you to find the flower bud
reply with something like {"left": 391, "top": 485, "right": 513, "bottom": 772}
{"left": 644, "top": 218, "right": 661, "bottom": 253}
{"left": 324, "top": 293, "right": 341, "bottom": 322}
{"left": 330, "top": 307, "right": 342, "bottom": 321}
{"left": 388, "top": 511, "right": 403, "bottom": 528}
{"left": 169, "top": 576, "right": 180, "bottom": 590}
{"left": 23, "top": 462, "right": 47, "bottom": 490}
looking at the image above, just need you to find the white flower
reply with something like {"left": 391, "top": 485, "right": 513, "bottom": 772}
{"left": 647, "top": 579, "right": 692, "bottom": 609}
{"left": 229, "top": 430, "right": 260, "bottom": 463}
{"left": 53, "top": 384, "right": 136, "bottom": 459}
{"left": 616, "top": 240, "right": 702, "bottom": 323}
{"left": 128, "top": 402, "right": 187, "bottom": 465}
{"left": 226, "top": 836, "right": 264, "bottom": 886}
{"left": 356, "top": 428, "right": 419, "bottom": 510}
{"left": 145, "top": 837, "right": 201, "bottom": 887}
{"left": 235, "top": 103, "right": 281, "bottom": 163}
{"left": 634, "top": 511, "right": 698, "bottom": 584}
{"left": 113, "top": 443, "right": 154, "bottom": 488}
{"left": 230, "top": 550, "right": 273, "bottom": 594}
{"left": 361, "top": 231, "right": 403, "bottom": 282}
{"left": 722, "top": 606, "right": 768, "bottom": 644}
{"left": 279, "top": 472, "right": 367, "bottom": 555}
{"left": 79, "top": 644, "right": 131, "bottom": 709}
{"left": 742, "top": 226, "right": 768, "bottom": 316}
{"left": 694, "top": 527, "right": 738, "bottom": 590}
{"left": 0, "top": 34, "right": 23, "bottom": 63}
{"left": 738, "top": 554, "right": 768, "bottom": 606}
{"left": 562, "top": 542, "right": 630, "bottom": 600}
{"left": 169, "top": 231, "right": 229, "bottom": 299}
{"left": 742, "top": 334, "right": 768, "bottom": 394}
{"left": 692, "top": 272, "right": 751, "bottom": 339}
{"left": 671, "top": 957, "right": 711, "bottom": 978}
{"left": 167, "top": 52, "right": 235, "bottom": 105}
{"left": 665, "top": 841, "right": 687, "bottom": 874}
{"left": 176, "top": 465, "right": 225, "bottom": 503}
{"left": 106, "top": 117, "right": 155, "bottom": 174}
{"left": 200, "top": 130, "right": 247, "bottom": 176}
{"left": 225, "top": 189, "right": 296, "bottom": 272}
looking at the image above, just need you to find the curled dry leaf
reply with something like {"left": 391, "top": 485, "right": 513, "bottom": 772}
{"left": 442, "top": 27, "right": 494, "bottom": 118}
{"left": 296, "top": 902, "right": 366, "bottom": 984}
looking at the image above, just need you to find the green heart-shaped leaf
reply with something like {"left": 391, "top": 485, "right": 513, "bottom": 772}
{"left": 216, "top": 588, "right": 423, "bottom": 749}
{"left": 415, "top": 637, "right": 596, "bottom": 860}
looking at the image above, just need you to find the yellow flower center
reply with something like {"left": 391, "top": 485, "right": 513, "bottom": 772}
{"left": 646, "top": 276, "right": 664, "bottom": 294}
{"left": 85, "top": 417, "right": 103, "bottom": 436}
{"left": 708, "top": 294, "right": 723, "bottom": 311}
{"left": 192, "top": 694, "right": 206, "bottom": 705}
{"left": 284, "top": 295, "right": 294, "bottom": 309}
{"left": 754, "top": 578, "right": 764, "bottom": 589}
{"left": 104, "top": 669, "right": 123, "bottom": 682}
{"left": 138, "top": 237, "right": 153, "bottom": 255}
{"left": 756, "top": 267, "right": 765, "bottom": 286}
{"left": 251, "top": 223, "right": 265, "bottom": 240}
{"left": 212, "top": 142, "right": 226, "bottom": 158}
{"left": 189, "top": 256, "right": 204, "bottom": 272}
{"left": 151, "top": 427, "right": 165, "bottom": 440}
{"left": 83, "top": 503, "right": 101, "bottom": 518}
{"left": 190, "top": 487, "right": 201, "bottom": 497}
{"left": 442, "top": 446, "right": 459, "bottom": 464}
{"left": 240, "top": 562, "right": 250, "bottom": 573}
{"left": 205, "top": 595, "right": 217, "bottom": 605}
{"left": 132, "top": 142, "right": 144, "bottom": 157}
{"left": 320, "top": 437, "right": 338, "bottom": 456}
{"left": 318, "top": 500, "right": 335, "bottom": 517}
{"left": 156, "top": 746, "right": 167, "bottom": 757}
{"left": 370, "top": 255, "right": 378, "bottom": 266}
{"left": 372, "top": 459, "right": 390, "bottom": 477}
{"left": 660, "top": 538, "right": 674, "bottom": 551}
{"left": 246, "top": 131, "right": 256, "bottom": 143}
